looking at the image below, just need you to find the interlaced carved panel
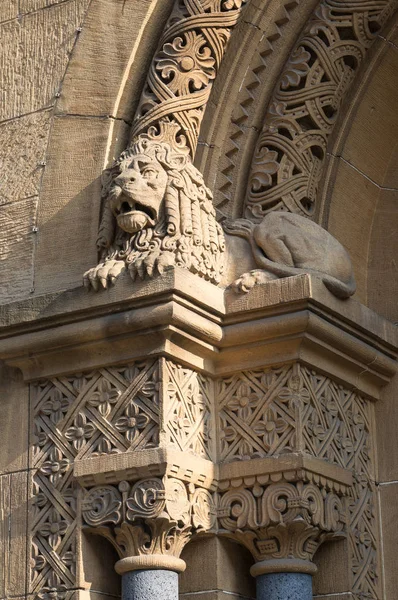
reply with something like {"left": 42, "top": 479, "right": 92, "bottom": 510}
{"left": 29, "top": 358, "right": 377, "bottom": 599}
{"left": 163, "top": 359, "right": 215, "bottom": 460}
{"left": 131, "top": 0, "right": 248, "bottom": 154}
{"left": 217, "top": 366, "right": 297, "bottom": 461}
{"left": 30, "top": 360, "right": 160, "bottom": 598}
{"left": 217, "top": 363, "right": 378, "bottom": 598}
{"left": 244, "top": 0, "right": 398, "bottom": 219}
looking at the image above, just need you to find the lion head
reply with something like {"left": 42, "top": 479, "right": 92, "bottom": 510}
{"left": 98, "top": 134, "right": 225, "bottom": 285}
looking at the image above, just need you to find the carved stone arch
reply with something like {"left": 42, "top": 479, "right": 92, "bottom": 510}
{"left": 318, "top": 12, "right": 398, "bottom": 312}
{"left": 196, "top": 0, "right": 398, "bottom": 221}
{"left": 195, "top": 0, "right": 320, "bottom": 217}
{"left": 33, "top": 0, "right": 175, "bottom": 296}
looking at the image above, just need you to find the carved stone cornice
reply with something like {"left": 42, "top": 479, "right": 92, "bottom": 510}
{"left": 0, "top": 272, "right": 396, "bottom": 396}
{"left": 81, "top": 476, "right": 217, "bottom": 573}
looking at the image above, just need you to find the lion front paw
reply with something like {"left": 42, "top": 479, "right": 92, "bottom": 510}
{"left": 231, "top": 270, "right": 278, "bottom": 293}
{"left": 83, "top": 260, "right": 126, "bottom": 291}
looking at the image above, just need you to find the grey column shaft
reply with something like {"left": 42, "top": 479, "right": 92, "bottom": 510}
{"left": 122, "top": 569, "right": 179, "bottom": 600}
{"left": 256, "top": 572, "right": 313, "bottom": 600}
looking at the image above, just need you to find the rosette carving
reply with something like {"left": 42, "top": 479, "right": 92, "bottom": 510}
{"left": 191, "top": 488, "right": 218, "bottom": 530}
{"left": 126, "top": 479, "right": 166, "bottom": 520}
{"left": 219, "top": 480, "right": 347, "bottom": 563}
{"left": 131, "top": 0, "right": 248, "bottom": 154}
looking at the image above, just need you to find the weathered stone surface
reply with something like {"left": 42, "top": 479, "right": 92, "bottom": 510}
{"left": 34, "top": 115, "right": 128, "bottom": 296}
{"left": 19, "top": 0, "right": 72, "bottom": 13}
{"left": 0, "top": 1, "right": 18, "bottom": 22}
{"left": 0, "top": 0, "right": 90, "bottom": 122}
{"left": 57, "top": 0, "right": 175, "bottom": 121}
{"left": 368, "top": 189, "right": 398, "bottom": 323}
{"left": 327, "top": 156, "right": 380, "bottom": 304}
{"left": 0, "top": 196, "right": 37, "bottom": 303}
{"left": 0, "top": 364, "right": 29, "bottom": 474}
{"left": 180, "top": 538, "right": 255, "bottom": 598}
{"left": 0, "top": 110, "right": 51, "bottom": 205}
{"left": 0, "top": 472, "right": 28, "bottom": 598}
{"left": 339, "top": 40, "right": 398, "bottom": 186}
{"left": 379, "top": 482, "right": 398, "bottom": 600}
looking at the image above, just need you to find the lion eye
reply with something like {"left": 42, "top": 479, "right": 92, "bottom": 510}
{"left": 142, "top": 168, "right": 157, "bottom": 179}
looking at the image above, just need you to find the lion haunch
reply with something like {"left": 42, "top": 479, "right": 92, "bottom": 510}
{"left": 84, "top": 137, "right": 355, "bottom": 299}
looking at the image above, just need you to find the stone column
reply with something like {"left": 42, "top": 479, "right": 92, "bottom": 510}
{"left": 251, "top": 558, "right": 316, "bottom": 600}
{"left": 121, "top": 569, "right": 179, "bottom": 600}
{"left": 218, "top": 463, "right": 351, "bottom": 600}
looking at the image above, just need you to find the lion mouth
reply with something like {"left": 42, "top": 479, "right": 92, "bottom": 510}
{"left": 115, "top": 199, "right": 157, "bottom": 225}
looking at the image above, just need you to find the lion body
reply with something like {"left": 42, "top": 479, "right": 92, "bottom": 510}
{"left": 84, "top": 136, "right": 356, "bottom": 299}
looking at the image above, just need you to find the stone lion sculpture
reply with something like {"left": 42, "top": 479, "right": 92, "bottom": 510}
{"left": 84, "top": 134, "right": 356, "bottom": 299}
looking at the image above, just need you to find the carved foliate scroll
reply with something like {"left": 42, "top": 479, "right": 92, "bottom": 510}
{"left": 245, "top": 0, "right": 397, "bottom": 219}
{"left": 131, "top": 0, "right": 248, "bottom": 155}
{"left": 81, "top": 477, "right": 217, "bottom": 560}
{"left": 219, "top": 479, "right": 347, "bottom": 563}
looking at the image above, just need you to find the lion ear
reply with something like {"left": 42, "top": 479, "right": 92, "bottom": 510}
{"left": 168, "top": 154, "right": 188, "bottom": 170}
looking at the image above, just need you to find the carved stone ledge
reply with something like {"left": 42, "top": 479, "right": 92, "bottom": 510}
{"left": 0, "top": 271, "right": 396, "bottom": 398}
{"left": 74, "top": 448, "right": 217, "bottom": 490}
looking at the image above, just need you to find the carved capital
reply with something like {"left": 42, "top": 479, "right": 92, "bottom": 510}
{"left": 82, "top": 476, "right": 217, "bottom": 572}
{"left": 218, "top": 479, "right": 347, "bottom": 573}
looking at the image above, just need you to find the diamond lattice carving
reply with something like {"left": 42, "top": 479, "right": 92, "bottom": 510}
{"left": 30, "top": 360, "right": 160, "bottom": 598}
{"left": 163, "top": 359, "right": 215, "bottom": 460}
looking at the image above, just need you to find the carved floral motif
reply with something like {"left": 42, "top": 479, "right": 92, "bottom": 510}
{"left": 30, "top": 358, "right": 377, "bottom": 598}
{"left": 163, "top": 359, "right": 215, "bottom": 460}
{"left": 131, "top": 0, "right": 249, "bottom": 154}
{"left": 217, "top": 364, "right": 378, "bottom": 597}
{"left": 30, "top": 360, "right": 160, "bottom": 598}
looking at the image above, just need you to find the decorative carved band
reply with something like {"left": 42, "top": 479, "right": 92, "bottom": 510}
{"left": 245, "top": 0, "right": 398, "bottom": 218}
{"left": 131, "top": 0, "right": 248, "bottom": 155}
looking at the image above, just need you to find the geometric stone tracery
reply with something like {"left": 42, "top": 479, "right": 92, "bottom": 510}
{"left": 30, "top": 358, "right": 378, "bottom": 599}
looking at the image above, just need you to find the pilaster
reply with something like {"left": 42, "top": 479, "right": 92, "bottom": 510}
{"left": 0, "top": 269, "right": 396, "bottom": 599}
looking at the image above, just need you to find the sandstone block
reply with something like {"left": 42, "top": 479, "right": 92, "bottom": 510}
{"left": 0, "top": 472, "right": 29, "bottom": 597}
{"left": 0, "top": 1, "right": 18, "bottom": 22}
{"left": 0, "top": 110, "right": 51, "bottom": 205}
{"left": 0, "top": 364, "right": 29, "bottom": 474}
{"left": 379, "top": 482, "right": 398, "bottom": 600}
{"left": 0, "top": 196, "right": 37, "bottom": 303}
{"left": 34, "top": 115, "right": 129, "bottom": 296}
{"left": 57, "top": 0, "right": 175, "bottom": 121}
{"left": 0, "top": 0, "right": 89, "bottom": 122}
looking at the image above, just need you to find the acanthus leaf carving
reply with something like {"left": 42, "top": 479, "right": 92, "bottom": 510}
{"left": 218, "top": 480, "right": 347, "bottom": 563}
{"left": 81, "top": 477, "right": 215, "bottom": 561}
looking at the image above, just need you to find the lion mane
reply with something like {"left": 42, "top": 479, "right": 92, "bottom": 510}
{"left": 97, "top": 135, "right": 225, "bottom": 285}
